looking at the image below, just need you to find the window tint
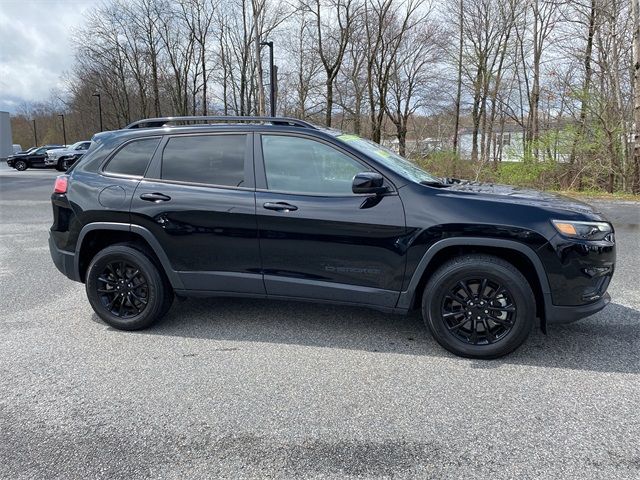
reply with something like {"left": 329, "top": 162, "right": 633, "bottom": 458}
{"left": 161, "top": 135, "right": 246, "bottom": 187}
{"left": 261, "top": 135, "right": 365, "bottom": 194}
{"left": 105, "top": 138, "right": 160, "bottom": 176}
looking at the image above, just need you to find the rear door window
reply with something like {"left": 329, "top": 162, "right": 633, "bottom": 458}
{"left": 161, "top": 134, "right": 246, "bottom": 187}
{"left": 104, "top": 138, "right": 160, "bottom": 177}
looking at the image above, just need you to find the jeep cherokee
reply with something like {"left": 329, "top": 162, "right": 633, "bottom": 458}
{"left": 48, "top": 116, "right": 616, "bottom": 358}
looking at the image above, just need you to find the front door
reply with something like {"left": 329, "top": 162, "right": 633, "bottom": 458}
{"left": 255, "top": 133, "right": 407, "bottom": 308}
{"left": 131, "top": 132, "right": 263, "bottom": 294}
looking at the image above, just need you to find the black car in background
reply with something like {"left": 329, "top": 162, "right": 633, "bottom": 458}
{"left": 48, "top": 116, "right": 616, "bottom": 358}
{"left": 7, "top": 145, "right": 65, "bottom": 170}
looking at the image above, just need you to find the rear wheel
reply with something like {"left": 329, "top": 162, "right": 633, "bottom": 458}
{"left": 86, "top": 245, "right": 173, "bottom": 330}
{"left": 14, "top": 160, "right": 27, "bottom": 171}
{"left": 422, "top": 254, "right": 535, "bottom": 359}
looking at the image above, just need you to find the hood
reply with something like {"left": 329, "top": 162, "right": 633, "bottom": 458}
{"left": 47, "top": 148, "right": 69, "bottom": 157}
{"left": 443, "top": 180, "right": 600, "bottom": 217}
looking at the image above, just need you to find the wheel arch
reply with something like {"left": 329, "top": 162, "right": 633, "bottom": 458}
{"left": 398, "top": 238, "right": 551, "bottom": 329}
{"left": 75, "top": 222, "right": 183, "bottom": 289}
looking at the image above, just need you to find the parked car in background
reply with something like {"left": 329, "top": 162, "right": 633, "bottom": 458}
{"left": 45, "top": 141, "right": 92, "bottom": 171}
{"left": 16, "top": 147, "right": 37, "bottom": 154}
{"left": 6, "top": 145, "right": 64, "bottom": 170}
{"left": 13, "top": 144, "right": 22, "bottom": 154}
{"left": 48, "top": 115, "right": 616, "bottom": 359}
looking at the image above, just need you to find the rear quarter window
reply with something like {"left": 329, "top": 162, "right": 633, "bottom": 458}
{"left": 104, "top": 137, "right": 160, "bottom": 177}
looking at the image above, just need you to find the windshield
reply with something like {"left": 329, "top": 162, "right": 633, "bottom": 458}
{"left": 337, "top": 134, "right": 439, "bottom": 184}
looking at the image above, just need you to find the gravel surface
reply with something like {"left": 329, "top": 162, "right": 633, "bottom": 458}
{"left": 1, "top": 165, "right": 639, "bottom": 479}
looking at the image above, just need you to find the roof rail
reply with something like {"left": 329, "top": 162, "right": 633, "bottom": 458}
{"left": 125, "top": 116, "right": 317, "bottom": 130}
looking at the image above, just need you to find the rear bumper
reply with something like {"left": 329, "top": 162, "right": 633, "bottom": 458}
{"left": 49, "top": 233, "right": 79, "bottom": 282}
{"left": 544, "top": 292, "right": 610, "bottom": 324}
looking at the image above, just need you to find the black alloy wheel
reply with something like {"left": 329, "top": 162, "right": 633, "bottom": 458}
{"left": 441, "top": 278, "right": 516, "bottom": 345}
{"left": 422, "top": 254, "right": 535, "bottom": 359}
{"left": 96, "top": 261, "right": 149, "bottom": 318}
{"left": 86, "top": 244, "right": 173, "bottom": 330}
{"left": 14, "top": 160, "right": 27, "bottom": 171}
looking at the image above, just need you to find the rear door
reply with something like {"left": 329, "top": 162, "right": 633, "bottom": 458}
{"left": 255, "top": 132, "right": 407, "bottom": 308}
{"left": 130, "top": 132, "right": 263, "bottom": 294}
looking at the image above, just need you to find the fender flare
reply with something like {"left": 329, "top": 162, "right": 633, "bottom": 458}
{"left": 396, "top": 237, "right": 551, "bottom": 311}
{"left": 75, "top": 222, "right": 184, "bottom": 289}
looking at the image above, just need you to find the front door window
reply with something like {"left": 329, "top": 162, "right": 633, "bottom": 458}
{"left": 261, "top": 135, "right": 365, "bottom": 195}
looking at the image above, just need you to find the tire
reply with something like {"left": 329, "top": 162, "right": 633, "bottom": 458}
{"left": 55, "top": 160, "right": 65, "bottom": 171}
{"left": 421, "top": 254, "right": 535, "bottom": 359}
{"left": 85, "top": 244, "right": 173, "bottom": 330}
{"left": 14, "top": 160, "right": 27, "bottom": 171}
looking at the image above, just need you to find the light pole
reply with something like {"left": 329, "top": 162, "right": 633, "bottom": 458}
{"left": 32, "top": 119, "right": 38, "bottom": 147}
{"left": 58, "top": 114, "right": 67, "bottom": 145}
{"left": 92, "top": 93, "right": 103, "bottom": 131}
{"left": 260, "top": 41, "right": 276, "bottom": 117}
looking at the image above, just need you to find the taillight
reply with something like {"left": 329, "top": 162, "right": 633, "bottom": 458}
{"left": 54, "top": 175, "right": 68, "bottom": 194}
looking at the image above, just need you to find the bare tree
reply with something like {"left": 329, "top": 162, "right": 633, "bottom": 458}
{"left": 632, "top": 0, "right": 640, "bottom": 193}
{"left": 178, "top": 0, "right": 217, "bottom": 114}
{"left": 305, "top": 0, "right": 358, "bottom": 126}
{"left": 364, "top": 0, "right": 427, "bottom": 143}
{"left": 385, "top": 19, "right": 440, "bottom": 156}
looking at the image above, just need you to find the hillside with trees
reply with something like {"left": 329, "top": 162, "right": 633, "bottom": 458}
{"left": 10, "top": 0, "right": 640, "bottom": 194}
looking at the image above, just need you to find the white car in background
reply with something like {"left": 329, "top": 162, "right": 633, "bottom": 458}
{"left": 45, "top": 141, "right": 92, "bottom": 171}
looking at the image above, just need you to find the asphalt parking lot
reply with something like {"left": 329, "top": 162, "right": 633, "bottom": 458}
{"left": 1, "top": 164, "right": 639, "bottom": 479}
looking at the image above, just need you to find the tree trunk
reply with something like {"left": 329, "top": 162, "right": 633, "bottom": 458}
{"left": 453, "top": 0, "right": 464, "bottom": 156}
{"left": 201, "top": 45, "right": 207, "bottom": 115}
{"left": 632, "top": 0, "right": 640, "bottom": 194}
{"left": 471, "top": 67, "right": 483, "bottom": 163}
{"left": 452, "top": 0, "right": 464, "bottom": 173}
{"left": 252, "top": 1, "right": 266, "bottom": 116}
{"left": 569, "top": 0, "right": 597, "bottom": 168}
{"left": 325, "top": 77, "right": 334, "bottom": 127}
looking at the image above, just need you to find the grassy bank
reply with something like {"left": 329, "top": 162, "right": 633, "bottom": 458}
{"left": 412, "top": 152, "right": 640, "bottom": 201}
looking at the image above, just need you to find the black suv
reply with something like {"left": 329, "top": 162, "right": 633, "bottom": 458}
{"left": 7, "top": 145, "right": 65, "bottom": 170}
{"left": 48, "top": 116, "right": 616, "bottom": 358}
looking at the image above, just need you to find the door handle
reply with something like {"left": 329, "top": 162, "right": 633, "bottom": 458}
{"left": 263, "top": 202, "right": 298, "bottom": 212}
{"left": 140, "top": 192, "right": 171, "bottom": 202}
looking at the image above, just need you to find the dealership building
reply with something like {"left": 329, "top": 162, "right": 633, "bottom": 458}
{"left": 0, "top": 111, "right": 13, "bottom": 159}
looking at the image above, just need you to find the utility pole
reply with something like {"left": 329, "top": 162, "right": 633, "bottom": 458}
{"left": 260, "top": 41, "right": 276, "bottom": 117}
{"left": 58, "top": 114, "right": 67, "bottom": 145}
{"left": 32, "top": 119, "right": 38, "bottom": 147}
{"left": 92, "top": 93, "right": 103, "bottom": 131}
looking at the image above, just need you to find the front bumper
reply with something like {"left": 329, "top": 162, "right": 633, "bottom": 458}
{"left": 44, "top": 157, "right": 58, "bottom": 166}
{"left": 544, "top": 292, "right": 610, "bottom": 324}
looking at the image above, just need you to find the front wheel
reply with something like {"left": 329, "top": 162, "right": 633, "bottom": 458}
{"left": 422, "top": 254, "right": 535, "bottom": 359}
{"left": 86, "top": 244, "right": 173, "bottom": 330}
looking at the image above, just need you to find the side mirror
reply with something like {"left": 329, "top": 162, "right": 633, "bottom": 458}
{"left": 352, "top": 172, "right": 388, "bottom": 195}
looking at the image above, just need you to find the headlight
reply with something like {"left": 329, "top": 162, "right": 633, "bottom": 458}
{"left": 551, "top": 219, "right": 612, "bottom": 240}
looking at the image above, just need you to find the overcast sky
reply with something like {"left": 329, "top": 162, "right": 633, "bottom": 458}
{"left": 0, "top": 0, "right": 95, "bottom": 113}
